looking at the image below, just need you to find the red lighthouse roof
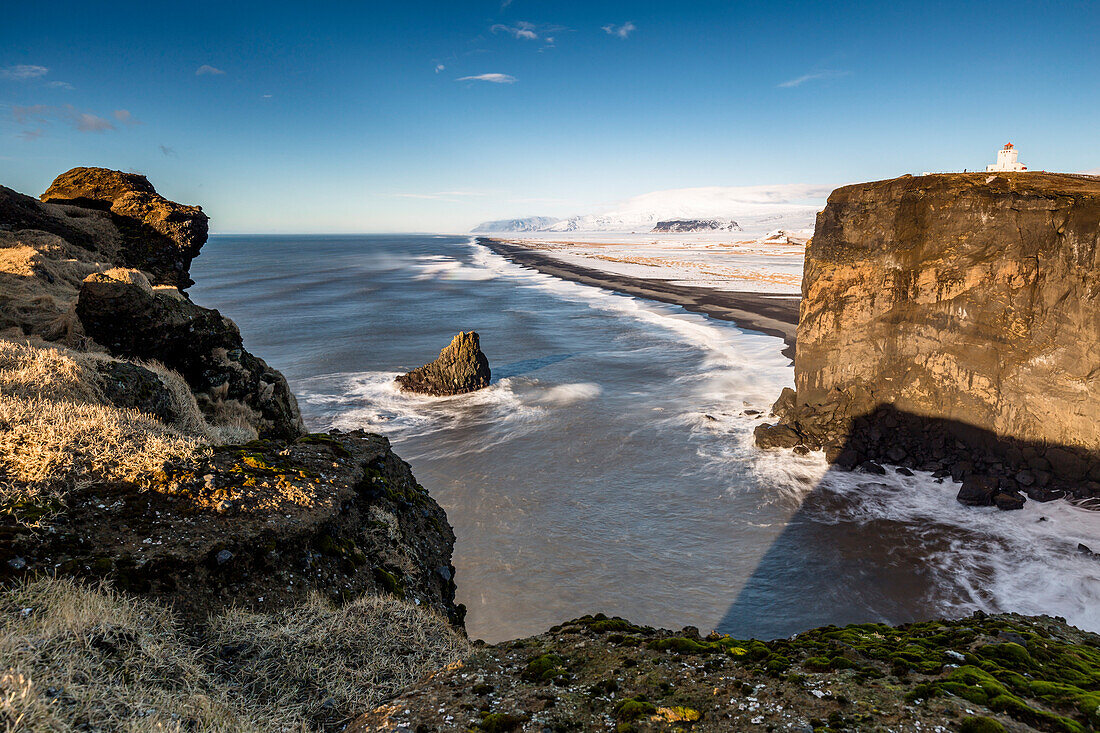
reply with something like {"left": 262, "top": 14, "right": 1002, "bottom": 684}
{"left": 1004, "top": 142, "right": 1014, "bottom": 149}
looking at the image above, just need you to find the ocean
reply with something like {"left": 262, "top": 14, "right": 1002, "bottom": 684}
{"left": 190, "top": 234, "right": 1100, "bottom": 642}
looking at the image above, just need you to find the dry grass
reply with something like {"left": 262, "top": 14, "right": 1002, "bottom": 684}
{"left": 0, "top": 578, "right": 470, "bottom": 732}
{"left": 209, "top": 593, "right": 471, "bottom": 728}
{"left": 0, "top": 232, "right": 104, "bottom": 344}
{"left": 0, "top": 578, "right": 267, "bottom": 732}
{"left": 0, "top": 338, "right": 237, "bottom": 515}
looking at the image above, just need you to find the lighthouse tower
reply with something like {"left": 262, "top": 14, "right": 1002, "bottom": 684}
{"left": 986, "top": 143, "right": 1028, "bottom": 172}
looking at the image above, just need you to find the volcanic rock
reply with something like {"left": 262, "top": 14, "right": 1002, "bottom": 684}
{"left": 396, "top": 331, "right": 491, "bottom": 396}
{"left": 76, "top": 267, "right": 303, "bottom": 439}
{"left": 41, "top": 167, "right": 209, "bottom": 287}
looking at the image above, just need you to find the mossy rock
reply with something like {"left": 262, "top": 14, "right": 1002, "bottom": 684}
{"left": 959, "top": 717, "right": 1006, "bottom": 733}
{"left": 478, "top": 712, "right": 528, "bottom": 732}
{"left": 522, "top": 653, "right": 567, "bottom": 683}
{"left": 614, "top": 698, "right": 657, "bottom": 722}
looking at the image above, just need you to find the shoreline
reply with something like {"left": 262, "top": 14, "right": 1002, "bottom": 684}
{"left": 478, "top": 237, "right": 799, "bottom": 360}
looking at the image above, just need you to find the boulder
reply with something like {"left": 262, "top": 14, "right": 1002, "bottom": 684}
{"left": 76, "top": 268, "right": 303, "bottom": 439}
{"left": 396, "top": 331, "right": 491, "bottom": 396}
{"left": 752, "top": 423, "right": 802, "bottom": 450}
{"left": 993, "top": 490, "right": 1026, "bottom": 511}
{"left": 41, "top": 167, "right": 209, "bottom": 287}
{"left": 956, "top": 476, "right": 998, "bottom": 506}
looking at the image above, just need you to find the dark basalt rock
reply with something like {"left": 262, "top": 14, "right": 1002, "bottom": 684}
{"left": 957, "top": 476, "right": 998, "bottom": 506}
{"left": 752, "top": 423, "right": 802, "bottom": 449}
{"left": 76, "top": 268, "right": 303, "bottom": 439}
{"left": 41, "top": 167, "right": 209, "bottom": 288}
{"left": 396, "top": 331, "right": 491, "bottom": 396}
{"left": 94, "top": 360, "right": 180, "bottom": 425}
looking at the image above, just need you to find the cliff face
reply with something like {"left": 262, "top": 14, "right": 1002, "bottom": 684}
{"left": 757, "top": 173, "right": 1100, "bottom": 501}
{"left": 0, "top": 168, "right": 461, "bottom": 623}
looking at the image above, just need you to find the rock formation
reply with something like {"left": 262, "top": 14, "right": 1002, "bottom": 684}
{"left": 396, "top": 331, "right": 491, "bottom": 396}
{"left": 41, "top": 166, "right": 209, "bottom": 287}
{"left": 756, "top": 172, "right": 1100, "bottom": 505}
{"left": 76, "top": 267, "right": 303, "bottom": 439}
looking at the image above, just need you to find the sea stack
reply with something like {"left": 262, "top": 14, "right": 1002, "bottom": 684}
{"left": 396, "top": 331, "right": 491, "bottom": 396}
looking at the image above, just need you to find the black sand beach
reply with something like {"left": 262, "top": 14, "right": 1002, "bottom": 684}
{"left": 479, "top": 237, "right": 799, "bottom": 359}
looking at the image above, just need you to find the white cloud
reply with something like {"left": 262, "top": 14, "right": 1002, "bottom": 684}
{"left": 492, "top": 21, "right": 538, "bottom": 40}
{"left": 74, "top": 112, "right": 113, "bottom": 132}
{"left": 501, "top": 0, "right": 513, "bottom": 7}
{"left": 12, "top": 103, "right": 117, "bottom": 133}
{"left": 601, "top": 22, "right": 636, "bottom": 38}
{"left": 435, "top": 64, "right": 446, "bottom": 73}
{"left": 113, "top": 109, "right": 140, "bottom": 124}
{"left": 47, "top": 80, "right": 74, "bottom": 90}
{"left": 195, "top": 64, "right": 226, "bottom": 76}
{"left": 778, "top": 70, "right": 848, "bottom": 88}
{"left": 1081, "top": 168, "right": 1100, "bottom": 175}
{"left": 456, "top": 73, "right": 517, "bottom": 84}
{"left": 0, "top": 65, "right": 49, "bottom": 80}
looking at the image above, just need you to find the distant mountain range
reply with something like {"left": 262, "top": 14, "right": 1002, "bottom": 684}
{"left": 471, "top": 184, "right": 831, "bottom": 234}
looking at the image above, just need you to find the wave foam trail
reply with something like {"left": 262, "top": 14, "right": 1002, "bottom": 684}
{"left": 296, "top": 370, "right": 603, "bottom": 459}
{"left": 760, "top": 453, "right": 1100, "bottom": 632}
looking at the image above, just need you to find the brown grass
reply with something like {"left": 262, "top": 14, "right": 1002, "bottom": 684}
{"left": 0, "top": 338, "right": 251, "bottom": 518}
{"left": 0, "top": 578, "right": 470, "bottom": 732}
{"left": 208, "top": 594, "right": 471, "bottom": 728}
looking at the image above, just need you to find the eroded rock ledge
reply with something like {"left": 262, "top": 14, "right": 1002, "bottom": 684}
{"left": 756, "top": 173, "right": 1100, "bottom": 505}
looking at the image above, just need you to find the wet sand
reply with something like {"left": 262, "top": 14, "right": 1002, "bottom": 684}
{"left": 479, "top": 237, "right": 799, "bottom": 360}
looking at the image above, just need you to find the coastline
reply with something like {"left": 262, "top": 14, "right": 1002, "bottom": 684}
{"left": 478, "top": 236, "right": 799, "bottom": 359}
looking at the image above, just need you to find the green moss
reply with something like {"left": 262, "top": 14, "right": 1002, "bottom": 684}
{"left": 478, "top": 712, "right": 528, "bottom": 732}
{"left": 614, "top": 698, "right": 657, "bottom": 722}
{"left": 958, "top": 717, "right": 1006, "bottom": 733}
{"left": 372, "top": 567, "right": 404, "bottom": 599}
{"left": 296, "top": 433, "right": 351, "bottom": 457}
{"left": 522, "top": 654, "right": 567, "bottom": 683}
{"left": 472, "top": 683, "right": 495, "bottom": 696}
{"left": 568, "top": 614, "right": 648, "bottom": 634}
{"left": 649, "top": 637, "right": 713, "bottom": 655}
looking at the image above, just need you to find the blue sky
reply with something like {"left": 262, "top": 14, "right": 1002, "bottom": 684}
{"left": 2, "top": 1, "right": 1098, "bottom": 232}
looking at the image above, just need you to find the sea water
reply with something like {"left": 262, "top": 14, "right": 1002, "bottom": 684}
{"left": 190, "top": 235, "right": 1100, "bottom": 641}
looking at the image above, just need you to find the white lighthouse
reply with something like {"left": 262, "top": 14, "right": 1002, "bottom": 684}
{"left": 986, "top": 143, "right": 1028, "bottom": 172}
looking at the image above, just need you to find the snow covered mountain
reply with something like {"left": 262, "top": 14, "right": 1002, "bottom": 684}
{"left": 470, "top": 216, "right": 561, "bottom": 233}
{"left": 471, "top": 184, "right": 832, "bottom": 234}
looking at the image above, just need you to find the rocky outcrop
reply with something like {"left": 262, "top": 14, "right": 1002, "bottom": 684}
{"left": 76, "top": 267, "right": 303, "bottom": 439}
{"left": 41, "top": 167, "right": 209, "bottom": 287}
{"left": 651, "top": 218, "right": 740, "bottom": 233}
{"left": 1, "top": 169, "right": 463, "bottom": 630}
{"left": 0, "top": 431, "right": 463, "bottom": 624}
{"left": 756, "top": 172, "right": 1100, "bottom": 502}
{"left": 354, "top": 611, "right": 1100, "bottom": 733}
{"left": 396, "top": 331, "right": 491, "bottom": 396}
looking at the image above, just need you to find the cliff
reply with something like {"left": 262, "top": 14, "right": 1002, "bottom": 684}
{"left": 0, "top": 168, "right": 461, "bottom": 625}
{"left": 756, "top": 172, "right": 1100, "bottom": 504}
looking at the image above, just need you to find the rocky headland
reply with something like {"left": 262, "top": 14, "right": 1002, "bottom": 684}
{"left": 756, "top": 172, "right": 1100, "bottom": 509}
{"left": 2, "top": 168, "right": 1099, "bottom": 732}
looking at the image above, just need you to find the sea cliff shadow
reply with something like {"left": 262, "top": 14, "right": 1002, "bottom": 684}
{"left": 717, "top": 406, "right": 1100, "bottom": 640}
